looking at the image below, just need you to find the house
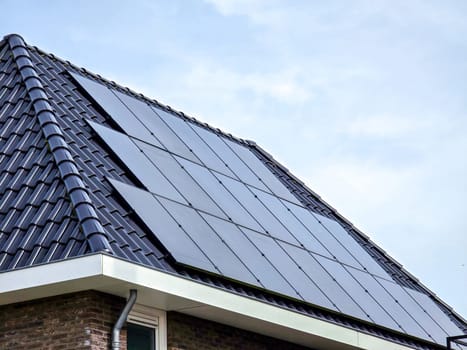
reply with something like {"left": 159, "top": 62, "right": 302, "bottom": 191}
{"left": 0, "top": 33, "right": 466, "bottom": 350}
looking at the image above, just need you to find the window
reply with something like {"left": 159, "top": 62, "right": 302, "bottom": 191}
{"left": 127, "top": 323, "right": 155, "bottom": 350}
{"left": 127, "top": 304, "right": 167, "bottom": 350}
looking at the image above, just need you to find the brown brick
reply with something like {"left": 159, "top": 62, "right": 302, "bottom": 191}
{"left": 1, "top": 291, "right": 314, "bottom": 350}
{"left": 0, "top": 291, "right": 125, "bottom": 350}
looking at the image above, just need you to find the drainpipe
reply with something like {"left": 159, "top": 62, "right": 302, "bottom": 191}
{"left": 112, "top": 289, "right": 137, "bottom": 350}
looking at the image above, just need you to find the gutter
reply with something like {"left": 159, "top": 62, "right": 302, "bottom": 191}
{"left": 112, "top": 289, "right": 137, "bottom": 350}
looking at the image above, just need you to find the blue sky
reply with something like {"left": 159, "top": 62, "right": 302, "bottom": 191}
{"left": 2, "top": 0, "right": 466, "bottom": 317}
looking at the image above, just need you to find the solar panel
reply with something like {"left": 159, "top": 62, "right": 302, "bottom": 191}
{"left": 154, "top": 107, "right": 236, "bottom": 176}
{"left": 156, "top": 196, "right": 260, "bottom": 287}
{"left": 107, "top": 178, "right": 215, "bottom": 272}
{"left": 134, "top": 139, "right": 227, "bottom": 219}
{"left": 318, "top": 214, "right": 391, "bottom": 278}
{"left": 405, "top": 287, "right": 464, "bottom": 338}
{"left": 200, "top": 212, "right": 296, "bottom": 295}
{"left": 250, "top": 187, "right": 332, "bottom": 258}
{"left": 178, "top": 158, "right": 264, "bottom": 231}
{"left": 282, "top": 201, "right": 363, "bottom": 267}
{"left": 190, "top": 124, "right": 269, "bottom": 192}
{"left": 224, "top": 139, "right": 302, "bottom": 205}
{"left": 315, "top": 255, "right": 399, "bottom": 330}
{"left": 347, "top": 266, "right": 428, "bottom": 339}
{"left": 217, "top": 174, "right": 300, "bottom": 243}
{"left": 71, "top": 72, "right": 162, "bottom": 147}
{"left": 74, "top": 73, "right": 464, "bottom": 346}
{"left": 279, "top": 242, "right": 367, "bottom": 320}
{"left": 115, "top": 91, "right": 200, "bottom": 163}
{"left": 87, "top": 120, "right": 186, "bottom": 203}
{"left": 240, "top": 227, "right": 335, "bottom": 309}
{"left": 377, "top": 277, "right": 449, "bottom": 344}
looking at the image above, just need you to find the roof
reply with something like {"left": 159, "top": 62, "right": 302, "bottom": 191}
{"left": 0, "top": 33, "right": 465, "bottom": 349}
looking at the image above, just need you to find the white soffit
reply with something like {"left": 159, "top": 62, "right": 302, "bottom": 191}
{"left": 0, "top": 254, "right": 415, "bottom": 350}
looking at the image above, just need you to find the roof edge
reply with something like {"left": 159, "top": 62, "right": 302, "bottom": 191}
{"left": 0, "top": 253, "right": 430, "bottom": 350}
{"left": 5, "top": 34, "right": 113, "bottom": 254}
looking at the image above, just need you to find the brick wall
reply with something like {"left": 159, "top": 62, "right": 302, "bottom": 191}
{"left": 167, "top": 312, "right": 313, "bottom": 350}
{"left": 0, "top": 290, "right": 125, "bottom": 350}
{"left": 1, "top": 291, "right": 312, "bottom": 350}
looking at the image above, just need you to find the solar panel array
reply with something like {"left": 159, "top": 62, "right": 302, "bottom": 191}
{"left": 71, "top": 72, "right": 464, "bottom": 346}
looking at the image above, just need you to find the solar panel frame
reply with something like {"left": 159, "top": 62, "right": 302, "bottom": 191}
{"left": 190, "top": 124, "right": 270, "bottom": 192}
{"left": 115, "top": 91, "right": 200, "bottom": 163}
{"left": 223, "top": 138, "right": 302, "bottom": 205}
{"left": 150, "top": 106, "right": 237, "bottom": 177}
{"left": 88, "top": 120, "right": 186, "bottom": 203}
{"left": 178, "top": 158, "right": 265, "bottom": 232}
{"left": 107, "top": 178, "right": 216, "bottom": 273}
{"left": 377, "top": 276, "right": 449, "bottom": 344}
{"left": 71, "top": 72, "right": 163, "bottom": 147}
{"left": 156, "top": 196, "right": 261, "bottom": 287}
{"left": 134, "top": 139, "right": 227, "bottom": 219}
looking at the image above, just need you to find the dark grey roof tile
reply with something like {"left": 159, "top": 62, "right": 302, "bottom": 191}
{"left": 61, "top": 237, "right": 85, "bottom": 259}
{"left": 0, "top": 253, "right": 14, "bottom": 271}
{"left": 8, "top": 248, "right": 30, "bottom": 269}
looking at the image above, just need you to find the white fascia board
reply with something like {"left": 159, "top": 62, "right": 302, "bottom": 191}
{"left": 0, "top": 254, "right": 416, "bottom": 350}
{"left": 0, "top": 254, "right": 104, "bottom": 304}
{"left": 101, "top": 255, "right": 415, "bottom": 350}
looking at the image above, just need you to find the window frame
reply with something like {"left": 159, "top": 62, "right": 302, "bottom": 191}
{"left": 127, "top": 304, "right": 167, "bottom": 350}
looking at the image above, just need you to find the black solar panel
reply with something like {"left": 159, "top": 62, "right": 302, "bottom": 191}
{"left": 74, "top": 72, "right": 464, "bottom": 346}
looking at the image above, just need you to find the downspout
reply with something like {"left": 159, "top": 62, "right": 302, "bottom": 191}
{"left": 112, "top": 289, "right": 137, "bottom": 350}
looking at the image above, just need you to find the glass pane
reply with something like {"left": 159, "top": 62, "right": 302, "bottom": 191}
{"left": 405, "top": 288, "right": 464, "bottom": 337}
{"left": 279, "top": 242, "right": 365, "bottom": 318}
{"left": 318, "top": 215, "right": 391, "bottom": 279}
{"left": 88, "top": 120, "right": 186, "bottom": 203}
{"left": 178, "top": 158, "right": 264, "bottom": 232}
{"left": 190, "top": 124, "right": 269, "bottom": 191}
{"left": 127, "top": 323, "right": 155, "bottom": 350}
{"left": 217, "top": 174, "right": 299, "bottom": 243}
{"left": 108, "top": 179, "right": 215, "bottom": 273}
{"left": 157, "top": 196, "right": 259, "bottom": 286}
{"left": 71, "top": 72, "right": 161, "bottom": 146}
{"left": 114, "top": 92, "right": 199, "bottom": 162}
{"left": 201, "top": 212, "right": 295, "bottom": 295}
{"left": 283, "top": 201, "right": 361, "bottom": 267}
{"left": 347, "top": 266, "right": 429, "bottom": 339}
{"left": 151, "top": 106, "right": 235, "bottom": 176}
{"left": 134, "top": 140, "right": 226, "bottom": 219}
{"left": 241, "top": 227, "right": 337, "bottom": 310}
{"left": 224, "top": 139, "right": 301, "bottom": 204}
{"left": 315, "top": 255, "right": 399, "bottom": 329}
{"left": 251, "top": 188, "right": 331, "bottom": 256}
{"left": 377, "top": 277, "right": 448, "bottom": 344}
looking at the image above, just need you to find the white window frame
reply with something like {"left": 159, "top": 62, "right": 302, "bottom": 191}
{"left": 128, "top": 304, "right": 167, "bottom": 350}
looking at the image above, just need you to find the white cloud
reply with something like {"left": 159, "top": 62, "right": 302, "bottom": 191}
{"left": 203, "top": 0, "right": 282, "bottom": 25}
{"left": 183, "top": 64, "right": 311, "bottom": 104}
{"left": 342, "top": 114, "right": 433, "bottom": 138}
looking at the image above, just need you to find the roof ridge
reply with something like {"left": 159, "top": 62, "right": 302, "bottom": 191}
{"left": 5, "top": 34, "right": 112, "bottom": 254}
{"left": 26, "top": 44, "right": 249, "bottom": 146}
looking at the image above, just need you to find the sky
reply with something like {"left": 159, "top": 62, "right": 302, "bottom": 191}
{"left": 2, "top": 0, "right": 466, "bottom": 318}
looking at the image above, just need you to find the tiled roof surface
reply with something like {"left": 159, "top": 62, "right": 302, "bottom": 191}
{"left": 0, "top": 34, "right": 465, "bottom": 349}
{"left": 0, "top": 42, "right": 86, "bottom": 269}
